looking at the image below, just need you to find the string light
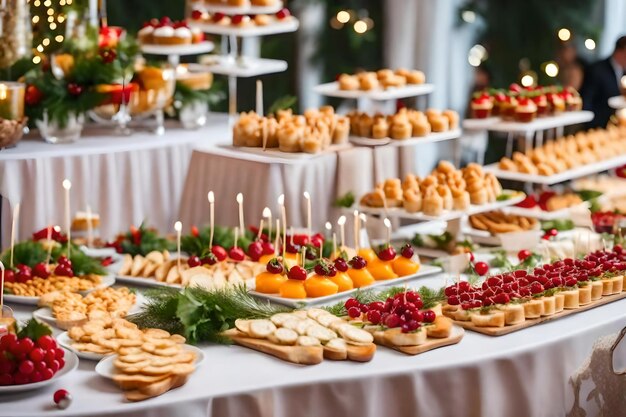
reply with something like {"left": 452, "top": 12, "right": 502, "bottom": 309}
{"left": 55, "top": 35, "right": 64, "bottom": 42}
{"left": 36, "top": 45, "right": 44, "bottom": 52}
{"left": 32, "top": 15, "right": 39, "bottom": 23}
{"left": 521, "top": 74, "right": 535, "bottom": 87}
{"left": 42, "top": 38, "right": 50, "bottom": 46}
{"left": 544, "top": 62, "right": 559, "bottom": 77}
{"left": 461, "top": 10, "right": 476, "bottom": 23}
{"left": 32, "top": 56, "right": 42, "bottom": 64}
{"left": 336, "top": 10, "right": 350, "bottom": 24}
{"left": 585, "top": 39, "right": 596, "bottom": 50}
{"left": 558, "top": 28, "right": 571, "bottom": 41}
{"left": 353, "top": 20, "right": 367, "bottom": 34}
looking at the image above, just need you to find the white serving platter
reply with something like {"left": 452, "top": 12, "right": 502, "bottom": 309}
{"left": 358, "top": 191, "right": 526, "bottom": 222}
{"left": 221, "top": 142, "right": 352, "bottom": 161}
{"left": 0, "top": 348, "right": 78, "bottom": 393}
{"left": 140, "top": 41, "right": 215, "bottom": 56}
{"left": 248, "top": 264, "right": 442, "bottom": 308}
{"left": 3, "top": 274, "right": 116, "bottom": 306}
{"left": 191, "top": 57, "right": 287, "bottom": 77}
{"left": 189, "top": 18, "right": 298, "bottom": 37}
{"left": 312, "top": 82, "right": 435, "bottom": 101}
{"left": 198, "top": 0, "right": 284, "bottom": 15}
{"left": 484, "top": 154, "right": 626, "bottom": 185}
{"left": 349, "top": 128, "right": 461, "bottom": 148}
{"left": 462, "top": 111, "right": 593, "bottom": 133}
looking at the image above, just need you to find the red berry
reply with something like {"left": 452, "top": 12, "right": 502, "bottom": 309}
{"left": 212, "top": 12, "right": 225, "bottom": 22}
{"left": 228, "top": 246, "right": 246, "bottom": 261}
{"left": 231, "top": 14, "right": 244, "bottom": 25}
{"left": 347, "top": 307, "right": 361, "bottom": 318}
{"left": 3, "top": 270, "right": 14, "bottom": 283}
{"left": 287, "top": 265, "right": 307, "bottom": 281}
{"left": 410, "top": 310, "right": 424, "bottom": 322}
{"left": 54, "top": 389, "right": 70, "bottom": 404}
{"left": 187, "top": 256, "right": 201, "bottom": 267}
{"left": 266, "top": 258, "right": 283, "bottom": 274}
{"left": 314, "top": 263, "right": 326, "bottom": 276}
{"left": 0, "top": 333, "right": 17, "bottom": 351}
{"left": 45, "top": 350, "right": 56, "bottom": 364}
{"left": 67, "top": 83, "right": 83, "bottom": 96}
{"left": 19, "top": 338, "right": 34, "bottom": 354}
{"left": 493, "top": 293, "right": 510, "bottom": 304}
{"left": 55, "top": 348, "right": 64, "bottom": 360}
{"left": 211, "top": 245, "right": 228, "bottom": 261}
{"left": 401, "top": 244, "right": 414, "bottom": 259}
{"left": 405, "top": 291, "right": 420, "bottom": 303}
{"left": 34, "top": 361, "right": 47, "bottom": 372}
{"left": 57, "top": 256, "right": 71, "bottom": 266}
{"left": 191, "top": 9, "right": 203, "bottom": 20}
{"left": 37, "top": 335, "right": 56, "bottom": 351}
{"left": 517, "top": 250, "right": 531, "bottom": 262}
{"left": 378, "top": 246, "right": 396, "bottom": 261}
{"left": 9, "top": 339, "right": 21, "bottom": 356}
{"left": 54, "top": 264, "right": 74, "bottom": 277}
{"left": 25, "top": 85, "right": 43, "bottom": 106}
{"left": 334, "top": 258, "right": 348, "bottom": 272}
{"left": 0, "top": 373, "right": 12, "bottom": 386}
{"left": 33, "top": 263, "right": 50, "bottom": 279}
{"left": 14, "top": 373, "right": 29, "bottom": 385}
{"left": 384, "top": 314, "right": 401, "bottom": 328}
{"left": 368, "top": 301, "right": 384, "bottom": 311}
{"left": 447, "top": 295, "right": 460, "bottom": 305}
{"left": 159, "top": 16, "right": 172, "bottom": 25}
{"left": 276, "top": 8, "right": 290, "bottom": 19}
{"left": 345, "top": 298, "right": 360, "bottom": 309}
{"left": 474, "top": 262, "right": 489, "bottom": 276}
{"left": 310, "top": 235, "right": 324, "bottom": 248}
{"left": 0, "top": 359, "right": 13, "bottom": 374}
{"left": 422, "top": 310, "right": 436, "bottom": 323}
{"left": 19, "top": 360, "right": 35, "bottom": 375}
{"left": 247, "top": 242, "right": 264, "bottom": 262}
{"left": 57, "top": 357, "right": 65, "bottom": 369}
{"left": 367, "top": 309, "right": 381, "bottom": 324}
{"left": 29, "top": 347, "right": 45, "bottom": 362}
{"left": 30, "top": 371, "right": 44, "bottom": 383}
{"left": 349, "top": 256, "right": 367, "bottom": 269}
{"left": 261, "top": 242, "right": 275, "bottom": 255}
{"left": 530, "top": 282, "right": 544, "bottom": 294}
{"left": 41, "top": 368, "right": 54, "bottom": 380}
{"left": 48, "top": 360, "right": 60, "bottom": 373}
{"left": 548, "top": 228, "right": 558, "bottom": 237}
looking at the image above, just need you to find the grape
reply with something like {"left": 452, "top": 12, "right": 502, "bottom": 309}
{"left": 0, "top": 334, "right": 17, "bottom": 351}
{"left": 45, "top": 350, "right": 56, "bottom": 364}
{"left": 34, "top": 361, "right": 47, "bottom": 372}
{"left": 30, "top": 371, "right": 43, "bottom": 383}
{"left": 19, "top": 360, "right": 35, "bottom": 375}
{"left": 49, "top": 360, "right": 60, "bottom": 373}
{"left": 36, "top": 335, "right": 56, "bottom": 351}
{"left": 55, "top": 348, "right": 64, "bottom": 360}
{"left": 57, "top": 358, "right": 65, "bottom": 370}
{"left": 41, "top": 368, "right": 54, "bottom": 380}
{"left": 29, "top": 348, "right": 45, "bottom": 362}
{"left": 0, "top": 373, "right": 13, "bottom": 386}
{"left": 18, "top": 338, "right": 34, "bottom": 355}
{"left": 0, "top": 359, "right": 14, "bottom": 374}
{"left": 13, "top": 373, "right": 29, "bottom": 385}
{"left": 8, "top": 340, "right": 21, "bottom": 356}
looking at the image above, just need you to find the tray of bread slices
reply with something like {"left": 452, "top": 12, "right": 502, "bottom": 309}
{"left": 441, "top": 247, "right": 626, "bottom": 336}
{"left": 359, "top": 161, "right": 525, "bottom": 221}
{"left": 223, "top": 309, "right": 377, "bottom": 364}
{"left": 339, "top": 292, "right": 464, "bottom": 355}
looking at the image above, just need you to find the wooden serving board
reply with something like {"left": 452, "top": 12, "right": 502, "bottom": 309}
{"left": 372, "top": 325, "right": 464, "bottom": 355}
{"left": 449, "top": 291, "right": 626, "bottom": 336}
{"left": 223, "top": 329, "right": 324, "bottom": 365}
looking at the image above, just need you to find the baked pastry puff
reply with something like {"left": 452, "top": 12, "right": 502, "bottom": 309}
{"left": 422, "top": 186, "right": 444, "bottom": 216}
{"left": 402, "top": 173, "right": 420, "bottom": 191}
{"left": 451, "top": 186, "right": 470, "bottom": 211}
{"left": 383, "top": 178, "right": 403, "bottom": 207}
{"left": 371, "top": 117, "right": 390, "bottom": 139}
{"left": 403, "top": 188, "right": 422, "bottom": 213}
{"left": 332, "top": 117, "right": 350, "bottom": 144}
{"left": 339, "top": 74, "right": 359, "bottom": 90}
{"left": 437, "top": 185, "right": 453, "bottom": 210}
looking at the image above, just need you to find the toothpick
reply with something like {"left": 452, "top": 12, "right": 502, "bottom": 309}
{"left": 86, "top": 204, "right": 94, "bottom": 248}
{"left": 263, "top": 207, "right": 272, "bottom": 241}
{"left": 234, "top": 226, "right": 239, "bottom": 248}
{"left": 256, "top": 219, "right": 264, "bottom": 241}
{"left": 278, "top": 194, "right": 286, "bottom": 256}
{"left": 303, "top": 191, "right": 312, "bottom": 241}
{"left": 301, "top": 246, "right": 306, "bottom": 268}
{"left": 353, "top": 209, "right": 359, "bottom": 252}
{"left": 383, "top": 217, "right": 392, "bottom": 245}
{"left": 236, "top": 193, "right": 245, "bottom": 237}
{"left": 274, "top": 219, "right": 280, "bottom": 256}
{"left": 290, "top": 226, "right": 294, "bottom": 246}
{"left": 175, "top": 221, "right": 182, "bottom": 272}
{"left": 338, "top": 216, "right": 346, "bottom": 249}
{"left": 208, "top": 191, "right": 215, "bottom": 249}
{"left": 62, "top": 179, "right": 72, "bottom": 259}
{"left": 45, "top": 224, "right": 53, "bottom": 264}
{"left": 9, "top": 203, "right": 20, "bottom": 268}
{"left": 332, "top": 232, "right": 337, "bottom": 258}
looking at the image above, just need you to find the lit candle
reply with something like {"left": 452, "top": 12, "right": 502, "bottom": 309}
{"left": 174, "top": 221, "right": 182, "bottom": 272}
{"left": 278, "top": 194, "right": 286, "bottom": 256}
{"left": 62, "top": 179, "right": 72, "bottom": 258}
{"left": 353, "top": 209, "right": 359, "bottom": 252}
{"left": 86, "top": 204, "right": 93, "bottom": 248}
{"left": 303, "top": 191, "right": 311, "bottom": 240}
{"left": 274, "top": 219, "right": 280, "bottom": 256}
{"left": 236, "top": 193, "right": 245, "bottom": 236}
{"left": 256, "top": 79, "right": 264, "bottom": 117}
{"left": 337, "top": 215, "right": 346, "bottom": 249}
{"left": 9, "top": 203, "right": 20, "bottom": 268}
{"left": 263, "top": 207, "right": 272, "bottom": 241}
{"left": 0, "top": 261, "right": 4, "bottom": 315}
{"left": 208, "top": 191, "right": 215, "bottom": 249}
{"left": 383, "top": 217, "right": 392, "bottom": 245}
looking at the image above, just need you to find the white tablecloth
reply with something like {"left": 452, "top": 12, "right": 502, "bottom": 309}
{"left": 0, "top": 116, "right": 230, "bottom": 248}
{"left": 2, "top": 273, "right": 626, "bottom": 417}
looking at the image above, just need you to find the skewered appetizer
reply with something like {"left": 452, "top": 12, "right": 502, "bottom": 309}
{"left": 338, "top": 68, "right": 426, "bottom": 91}
{"left": 202, "top": 0, "right": 281, "bottom": 8}
{"left": 232, "top": 107, "right": 350, "bottom": 153}
{"left": 348, "top": 108, "right": 459, "bottom": 140}
{"left": 190, "top": 8, "right": 293, "bottom": 27}
{"left": 138, "top": 17, "right": 204, "bottom": 45}
{"left": 360, "top": 161, "right": 504, "bottom": 216}
{"left": 498, "top": 125, "right": 626, "bottom": 176}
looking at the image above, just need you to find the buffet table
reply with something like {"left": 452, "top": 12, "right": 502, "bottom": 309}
{"left": 0, "top": 116, "right": 230, "bottom": 248}
{"left": 2, "top": 272, "right": 625, "bottom": 417}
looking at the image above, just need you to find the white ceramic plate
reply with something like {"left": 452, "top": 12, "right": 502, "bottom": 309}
{"left": 0, "top": 348, "right": 78, "bottom": 394}
{"left": 114, "top": 275, "right": 183, "bottom": 289}
{"left": 95, "top": 345, "right": 205, "bottom": 379}
{"left": 3, "top": 274, "right": 116, "bottom": 306}
{"left": 33, "top": 294, "right": 146, "bottom": 330}
{"left": 248, "top": 264, "right": 442, "bottom": 308}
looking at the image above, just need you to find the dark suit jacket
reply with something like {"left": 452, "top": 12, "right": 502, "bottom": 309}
{"left": 580, "top": 57, "right": 621, "bottom": 128}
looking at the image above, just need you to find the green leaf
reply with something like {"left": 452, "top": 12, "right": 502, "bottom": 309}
{"left": 268, "top": 95, "right": 297, "bottom": 115}
{"left": 334, "top": 192, "right": 355, "bottom": 208}
{"left": 17, "top": 319, "right": 52, "bottom": 340}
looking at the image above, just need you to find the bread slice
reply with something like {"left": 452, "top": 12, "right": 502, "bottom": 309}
{"left": 323, "top": 338, "right": 348, "bottom": 360}
{"left": 590, "top": 281, "right": 603, "bottom": 301}
{"left": 601, "top": 279, "right": 613, "bottom": 296}
{"left": 554, "top": 293, "right": 565, "bottom": 313}
{"left": 383, "top": 327, "right": 427, "bottom": 346}
{"left": 470, "top": 311, "right": 505, "bottom": 327}
{"left": 428, "top": 303, "right": 443, "bottom": 317}
{"left": 578, "top": 284, "right": 592, "bottom": 305}
{"left": 562, "top": 289, "right": 580, "bottom": 309}
{"left": 610, "top": 276, "right": 623, "bottom": 294}
{"left": 452, "top": 309, "right": 471, "bottom": 322}
{"left": 499, "top": 304, "right": 525, "bottom": 325}
{"left": 541, "top": 296, "right": 556, "bottom": 316}
{"left": 523, "top": 299, "right": 543, "bottom": 319}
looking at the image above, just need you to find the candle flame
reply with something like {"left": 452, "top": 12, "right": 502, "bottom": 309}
{"left": 236, "top": 193, "right": 243, "bottom": 204}
{"left": 262, "top": 207, "right": 271, "bottom": 217}
{"left": 278, "top": 194, "right": 285, "bottom": 205}
{"left": 208, "top": 191, "right": 214, "bottom": 203}
{"left": 62, "top": 179, "right": 72, "bottom": 190}
{"left": 353, "top": 210, "right": 359, "bottom": 216}
{"left": 383, "top": 218, "right": 391, "bottom": 228}
{"left": 0, "top": 84, "right": 7, "bottom": 100}
{"left": 337, "top": 216, "right": 346, "bottom": 226}
{"left": 325, "top": 221, "right": 332, "bottom": 230}
{"left": 174, "top": 221, "right": 182, "bottom": 232}
{"left": 303, "top": 191, "right": 310, "bottom": 199}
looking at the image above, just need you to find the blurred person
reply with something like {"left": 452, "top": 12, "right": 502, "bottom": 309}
{"left": 580, "top": 35, "right": 626, "bottom": 128}
{"left": 556, "top": 42, "right": 586, "bottom": 90}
